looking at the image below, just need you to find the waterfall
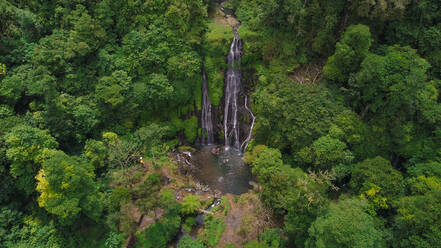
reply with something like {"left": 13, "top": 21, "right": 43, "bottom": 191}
{"left": 224, "top": 25, "right": 243, "bottom": 150}
{"left": 240, "top": 96, "right": 255, "bottom": 152}
{"left": 201, "top": 64, "right": 214, "bottom": 145}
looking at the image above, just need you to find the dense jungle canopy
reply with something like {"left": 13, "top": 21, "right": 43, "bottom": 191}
{"left": 1, "top": 0, "right": 441, "bottom": 247}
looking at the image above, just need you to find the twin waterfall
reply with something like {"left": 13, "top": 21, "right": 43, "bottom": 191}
{"left": 200, "top": 25, "right": 254, "bottom": 153}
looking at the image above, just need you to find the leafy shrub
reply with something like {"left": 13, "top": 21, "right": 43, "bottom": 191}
{"left": 181, "top": 195, "right": 201, "bottom": 215}
{"left": 198, "top": 215, "right": 225, "bottom": 247}
{"left": 221, "top": 197, "right": 231, "bottom": 216}
{"left": 178, "top": 234, "right": 205, "bottom": 248}
{"left": 136, "top": 213, "right": 181, "bottom": 248}
{"left": 182, "top": 217, "right": 196, "bottom": 233}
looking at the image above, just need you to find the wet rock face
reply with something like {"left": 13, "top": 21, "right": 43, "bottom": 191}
{"left": 174, "top": 152, "right": 193, "bottom": 175}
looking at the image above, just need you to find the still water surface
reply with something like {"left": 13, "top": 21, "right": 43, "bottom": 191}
{"left": 191, "top": 146, "right": 252, "bottom": 195}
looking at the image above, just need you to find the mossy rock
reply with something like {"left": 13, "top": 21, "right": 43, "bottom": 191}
{"left": 178, "top": 146, "right": 196, "bottom": 152}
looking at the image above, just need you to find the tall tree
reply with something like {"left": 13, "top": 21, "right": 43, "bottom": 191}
{"left": 253, "top": 75, "right": 345, "bottom": 155}
{"left": 393, "top": 176, "right": 441, "bottom": 248}
{"left": 323, "top": 24, "right": 372, "bottom": 84}
{"left": 297, "top": 125, "right": 354, "bottom": 170}
{"left": 5, "top": 125, "right": 58, "bottom": 195}
{"left": 36, "top": 151, "right": 103, "bottom": 225}
{"left": 350, "top": 156, "right": 405, "bottom": 210}
{"left": 134, "top": 173, "right": 162, "bottom": 220}
{"left": 306, "top": 198, "right": 386, "bottom": 248}
{"left": 354, "top": 0, "right": 411, "bottom": 20}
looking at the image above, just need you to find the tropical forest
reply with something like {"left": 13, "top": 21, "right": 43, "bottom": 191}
{"left": 1, "top": 0, "right": 441, "bottom": 247}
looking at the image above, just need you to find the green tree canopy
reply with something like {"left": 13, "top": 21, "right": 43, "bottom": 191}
{"left": 297, "top": 126, "right": 354, "bottom": 170}
{"left": 253, "top": 75, "right": 345, "bottom": 155}
{"left": 246, "top": 145, "right": 333, "bottom": 246}
{"left": 84, "top": 139, "right": 108, "bottom": 169}
{"left": 354, "top": 0, "right": 411, "bottom": 20}
{"left": 36, "top": 151, "right": 103, "bottom": 225}
{"left": 394, "top": 176, "right": 441, "bottom": 248}
{"left": 5, "top": 124, "right": 58, "bottom": 195}
{"left": 134, "top": 173, "right": 162, "bottom": 219}
{"left": 350, "top": 156, "right": 405, "bottom": 208}
{"left": 407, "top": 162, "right": 441, "bottom": 178}
{"left": 178, "top": 234, "right": 205, "bottom": 248}
{"left": 181, "top": 194, "right": 201, "bottom": 215}
{"left": 324, "top": 24, "right": 372, "bottom": 83}
{"left": 351, "top": 45, "right": 434, "bottom": 121}
{"left": 306, "top": 198, "right": 385, "bottom": 248}
{"left": 135, "top": 123, "right": 169, "bottom": 157}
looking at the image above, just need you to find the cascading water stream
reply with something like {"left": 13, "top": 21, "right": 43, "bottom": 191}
{"left": 240, "top": 96, "right": 256, "bottom": 152}
{"left": 201, "top": 64, "right": 214, "bottom": 145}
{"left": 224, "top": 25, "right": 243, "bottom": 150}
